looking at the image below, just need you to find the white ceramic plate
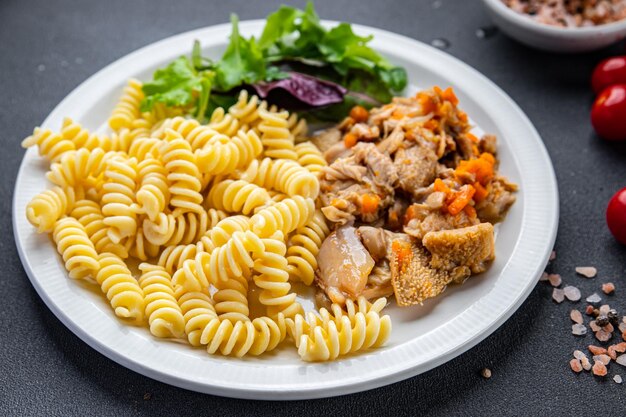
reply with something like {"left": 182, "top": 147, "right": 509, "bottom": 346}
{"left": 13, "top": 20, "right": 558, "bottom": 400}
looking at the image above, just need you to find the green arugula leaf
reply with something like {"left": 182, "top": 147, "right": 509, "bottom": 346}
{"left": 215, "top": 14, "right": 266, "bottom": 91}
{"left": 141, "top": 56, "right": 207, "bottom": 112}
{"left": 258, "top": 6, "right": 302, "bottom": 50}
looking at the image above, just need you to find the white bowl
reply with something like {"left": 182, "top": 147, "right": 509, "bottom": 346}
{"left": 481, "top": 0, "right": 626, "bottom": 52}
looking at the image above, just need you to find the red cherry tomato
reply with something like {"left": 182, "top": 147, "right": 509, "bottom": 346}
{"left": 591, "top": 84, "right": 626, "bottom": 141}
{"left": 592, "top": 56, "right": 626, "bottom": 94}
{"left": 607, "top": 187, "right": 626, "bottom": 244}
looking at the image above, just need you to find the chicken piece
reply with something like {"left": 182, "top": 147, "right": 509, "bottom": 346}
{"left": 353, "top": 143, "right": 398, "bottom": 191}
{"left": 324, "top": 142, "right": 351, "bottom": 164}
{"left": 389, "top": 237, "right": 452, "bottom": 306}
{"left": 422, "top": 223, "right": 495, "bottom": 280}
{"left": 393, "top": 145, "right": 438, "bottom": 199}
{"left": 404, "top": 205, "right": 479, "bottom": 240}
{"left": 479, "top": 134, "right": 497, "bottom": 155}
{"left": 316, "top": 226, "right": 375, "bottom": 304}
{"left": 475, "top": 176, "right": 517, "bottom": 224}
{"left": 361, "top": 261, "right": 393, "bottom": 300}
{"left": 376, "top": 125, "right": 405, "bottom": 155}
{"left": 357, "top": 226, "right": 387, "bottom": 262}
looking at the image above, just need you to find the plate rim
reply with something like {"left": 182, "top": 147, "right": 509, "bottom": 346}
{"left": 13, "top": 19, "right": 559, "bottom": 400}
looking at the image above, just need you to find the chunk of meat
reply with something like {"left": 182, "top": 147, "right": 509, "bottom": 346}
{"left": 376, "top": 125, "right": 405, "bottom": 155}
{"left": 479, "top": 134, "right": 497, "bottom": 155}
{"left": 422, "top": 223, "right": 495, "bottom": 280}
{"left": 316, "top": 226, "right": 375, "bottom": 304}
{"left": 350, "top": 123, "right": 380, "bottom": 141}
{"left": 389, "top": 238, "right": 453, "bottom": 306}
{"left": 357, "top": 226, "right": 387, "bottom": 262}
{"left": 475, "top": 176, "right": 517, "bottom": 223}
{"left": 311, "top": 127, "right": 342, "bottom": 153}
{"left": 404, "top": 205, "right": 479, "bottom": 240}
{"left": 353, "top": 143, "right": 398, "bottom": 191}
{"left": 361, "top": 261, "right": 393, "bottom": 300}
{"left": 324, "top": 142, "right": 351, "bottom": 164}
{"left": 393, "top": 145, "right": 438, "bottom": 199}
{"left": 386, "top": 197, "right": 410, "bottom": 231}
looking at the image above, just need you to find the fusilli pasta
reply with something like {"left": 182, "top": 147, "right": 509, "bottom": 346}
{"left": 138, "top": 263, "right": 185, "bottom": 338}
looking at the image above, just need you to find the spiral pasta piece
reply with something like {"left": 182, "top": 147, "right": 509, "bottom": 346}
{"left": 136, "top": 157, "right": 170, "bottom": 221}
{"left": 250, "top": 196, "right": 315, "bottom": 238}
{"left": 108, "top": 78, "right": 144, "bottom": 131}
{"left": 207, "top": 107, "right": 240, "bottom": 136}
{"left": 70, "top": 200, "right": 128, "bottom": 258}
{"left": 207, "top": 179, "right": 271, "bottom": 215}
{"left": 127, "top": 137, "right": 161, "bottom": 161}
{"left": 138, "top": 263, "right": 185, "bottom": 338}
{"left": 27, "top": 186, "right": 79, "bottom": 233}
{"left": 46, "top": 148, "right": 113, "bottom": 190}
{"left": 288, "top": 297, "right": 391, "bottom": 361}
{"left": 228, "top": 90, "right": 266, "bottom": 127}
{"left": 52, "top": 217, "right": 99, "bottom": 280}
{"left": 286, "top": 210, "right": 330, "bottom": 285}
{"left": 22, "top": 127, "right": 75, "bottom": 163}
{"left": 242, "top": 157, "right": 319, "bottom": 199}
{"left": 101, "top": 156, "right": 138, "bottom": 243}
{"left": 253, "top": 232, "right": 302, "bottom": 319}
{"left": 258, "top": 108, "right": 297, "bottom": 160}
{"left": 178, "top": 289, "right": 217, "bottom": 346}
{"left": 143, "top": 210, "right": 215, "bottom": 247}
{"left": 159, "top": 129, "right": 203, "bottom": 215}
{"left": 287, "top": 112, "right": 308, "bottom": 143}
{"left": 194, "top": 129, "right": 263, "bottom": 176}
{"left": 126, "top": 226, "right": 161, "bottom": 261}
{"left": 96, "top": 253, "right": 145, "bottom": 322}
{"left": 294, "top": 142, "right": 327, "bottom": 175}
{"left": 60, "top": 118, "right": 132, "bottom": 152}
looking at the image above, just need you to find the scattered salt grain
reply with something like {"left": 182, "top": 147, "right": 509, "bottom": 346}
{"left": 589, "top": 345, "right": 608, "bottom": 355}
{"left": 585, "top": 305, "right": 595, "bottom": 315}
{"left": 596, "top": 329, "right": 612, "bottom": 342}
{"left": 616, "top": 355, "right": 626, "bottom": 367}
{"left": 593, "top": 360, "right": 608, "bottom": 376}
{"left": 586, "top": 293, "right": 602, "bottom": 304}
{"left": 607, "top": 343, "right": 626, "bottom": 360}
{"left": 576, "top": 266, "right": 597, "bottom": 278}
{"left": 614, "top": 375, "right": 623, "bottom": 384}
{"left": 602, "top": 282, "right": 615, "bottom": 294}
{"left": 590, "top": 321, "right": 601, "bottom": 332}
{"left": 548, "top": 274, "right": 562, "bottom": 287}
{"left": 570, "top": 310, "right": 583, "bottom": 324}
{"left": 540, "top": 272, "right": 549, "bottom": 281}
{"left": 481, "top": 368, "right": 491, "bottom": 379}
{"left": 619, "top": 322, "right": 626, "bottom": 333}
{"left": 599, "top": 305, "right": 611, "bottom": 316}
{"left": 553, "top": 288, "right": 565, "bottom": 303}
{"left": 572, "top": 324, "right": 587, "bottom": 336}
{"left": 581, "top": 356, "right": 592, "bottom": 371}
{"left": 593, "top": 354, "right": 611, "bottom": 365}
{"left": 550, "top": 250, "right": 556, "bottom": 261}
{"left": 564, "top": 286, "right": 581, "bottom": 302}
{"left": 573, "top": 350, "right": 586, "bottom": 360}
{"left": 570, "top": 358, "right": 583, "bottom": 373}
{"left": 603, "top": 323, "right": 614, "bottom": 333}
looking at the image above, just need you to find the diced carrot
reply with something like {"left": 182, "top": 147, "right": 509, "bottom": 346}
{"left": 391, "top": 109, "right": 405, "bottom": 120}
{"left": 360, "top": 194, "right": 380, "bottom": 215}
{"left": 447, "top": 184, "right": 476, "bottom": 215}
{"left": 433, "top": 86, "right": 443, "bottom": 95}
{"left": 458, "top": 111, "right": 468, "bottom": 123}
{"left": 455, "top": 156, "right": 494, "bottom": 185}
{"left": 464, "top": 204, "right": 477, "bottom": 218}
{"left": 433, "top": 178, "right": 451, "bottom": 194}
{"left": 473, "top": 181, "right": 489, "bottom": 203}
{"left": 392, "top": 240, "right": 413, "bottom": 272}
{"left": 403, "top": 204, "right": 418, "bottom": 225}
{"left": 417, "top": 92, "right": 436, "bottom": 114}
{"left": 424, "top": 119, "right": 439, "bottom": 131}
{"left": 480, "top": 152, "right": 496, "bottom": 165}
{"left": 467, "top": 132, "right": 480, "bottom": 143}
{"left": 472, "top": 145, "right": 479, "bottom": 156}
{"left": 344, "top": 133, "right": 358, "bottom": 148}
{"left": 442, "top": 87, "right": 459, "bottom": 106}
{"left": 350, "top": 105, "right": 369, "bottom": 123}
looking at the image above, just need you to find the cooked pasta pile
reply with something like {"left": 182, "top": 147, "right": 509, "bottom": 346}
{"left": 23, "top": 80, "right": 391, "bottom": 361}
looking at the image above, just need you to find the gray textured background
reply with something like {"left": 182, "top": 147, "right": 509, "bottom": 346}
{"left": 2, "top": 0, "right": 626, "bottom": 415}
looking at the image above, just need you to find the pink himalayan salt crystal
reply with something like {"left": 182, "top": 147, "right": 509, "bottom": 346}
{"left": 581, "top": 356, "right": 592, "bottom": 371}
{"left": 572, "top": 324, "right": 587, "bottom": 336}
{"left": 540, "top": 272, "right": 549, "bottom": 281}
{"left": 570, "top": 358, "right": 583, "bottom": 373}
{"left": 593, "top": 354, "right": 611, "bottom": 365}
{"left": 586, "top": 293, "right": 602, "bottom": 304}
{"left": 548, "top": 274, "right": 562, "bottom": 287}
{"left": 570, "top": 310, "right": 583, "bottom": 324}
{"left": 553, "top": 288, "right": 565, "bottom": 303}
{"left": 589, "top": 345, "right": 608, "bottom": 356}
{"left": 602, "top": 282, "right": 615, "bottom": 294}
{"left": 564, "top": 286, "right": 581, "bottom": 302}
{"left": 592, "top": 361, "right": 608, "bottom": 376}
{"left": 596, "top": 329, "right": 612, "bottom": 342}
{"left": 576, "top": 266, "right": 597, "bottom": 278}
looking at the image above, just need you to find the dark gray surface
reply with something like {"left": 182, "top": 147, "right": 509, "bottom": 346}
{"left": 2, "top": 0, "right": 626, "bottom": 415}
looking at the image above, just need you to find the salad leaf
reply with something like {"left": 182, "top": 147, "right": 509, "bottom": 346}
{"left": 252, "top": 72, "right": 347, "bottom": 107}
{"left": 141, "top": 56, "right": 213, "bottom": 117}
{"left": 215, "top": 14, "right": 266, "bottom": 91}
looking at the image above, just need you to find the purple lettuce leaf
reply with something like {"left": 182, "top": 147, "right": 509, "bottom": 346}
{"left": 252, "top": 72, "right": 348, "bottom": 107}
